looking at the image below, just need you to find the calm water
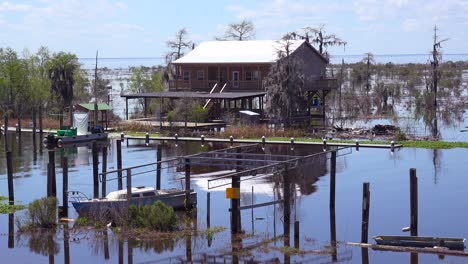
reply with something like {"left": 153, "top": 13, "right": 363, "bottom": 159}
{"left": 1, "top": 132, "right": 468, "bottom": 263}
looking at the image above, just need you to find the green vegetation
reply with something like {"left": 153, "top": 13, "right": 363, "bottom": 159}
{"left": 203, "top": 226, "right": 226, "bottom": 240}
{"left": 0, "top": 195, "right": 26, "bottom": 214}
{"left": 19, "top": 197, "right": 57, "bottom": 229}
{"left": 74, "top": 217, "right": 88, "bottom": 226}
{"left": 128, "top": 201, "right": 177, "bottom": 231}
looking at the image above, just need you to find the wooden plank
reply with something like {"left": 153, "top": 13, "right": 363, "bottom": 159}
{"left": 346, "top": 242, "right": 468, "bottom": 257}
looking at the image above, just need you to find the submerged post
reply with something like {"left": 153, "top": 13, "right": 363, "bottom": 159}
{"left": 410, "top": 168, "right": 418, "bottom": 236}
{"left": 102, "top": 146, "right": 108, "bottom": 197}
{"left": 207, "top": 192, "right": 211, "bottom": 228}
{"left": 126, "top": 169, "right": 132, "bottom": 208}
{"left": 62, "top": 157, "right": 69, "bottom": 218}
{"left": 117, "top": 139, "right": 123, "bottom": 190}
{"left": 330, "top": 150, "right": 337, "bottom": 210}
{"left": 361, "top": 182, "right": 370, "bottom": 243}
{"left": 185, "top": 158, "right": 191, "bottom": 210}
{"left": 48, "top": 149, "right": 56, "bottom": 197}
{"left": 294, "top": 220, "right": 300, "bottom": 249}
{"left": 6, "top": 151, "right": 14, "bottom": 205}
{"left": 283, "top": 166, "right": 291, "bottom": 247}
{"left": 92, "top": 142, "right": 99, "bottom": 199}
{"left": 156, "top": 143, "right": 162, "bottom": 190}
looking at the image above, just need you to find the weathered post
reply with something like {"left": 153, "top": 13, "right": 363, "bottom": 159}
{"left": 101, "top": 146, "right": 107, "bottom": 197}
{"left": 330, "top": 150, "right": 337, "bottom": 210}
{"left": 330, "top": 205, "right": 337, "bottom": 262}
{"left": 156, "top": 143, "right": 162, "bottom": 190}
{"left": 103, "top": 230, "right": 110, "bottom": 260}
{"left": 64, "top": 224, "right": 70, "bottom": 264}
{"left": 8, "top": 213, "right": 14, "bottom": 248}
{"left": 62, "top": 157, "right": 69, "bottom": 218}
{"left": 207, "top": 192, "right": 211, "bottom": 229}
{"left": 92, "top": 142, "right": 99, "bottom": 199}
{"left": 201, "top": 134, "right": 205, "bottom": 146}
{"left": 361, "top": 182, "right": 370, "bottom": 243}
{"left": 118, "top": 240, "right": 123, "bottom": 264}
{"left": 117, "top": 139, "right": 123, "bottom": 190}
{"left": 48, "top": 149, "right": 56, "bottom": 197}
{"left": 185, "top": 158, "right": 191, "bottom": 210}
{"left": 323, "top": 138, "right": 327, "bottom": 151}
{"left": 294, "top": 220, "right": 300, "bottom": 249}
{"left": 283, "top": 166, "right": 291, "bottom": 247}
{"left": 145, "top": 132, "right": 149, "bottom": 146}
{"left": 231, "top": 149, "right": 242, "bottom": 233}
{"left": 290, "top": 137, "right": 295, "bottom": 150}
{"left": 410, "top": 168, "right": 418, "bottom": 236}
{"left": 230, "top": 135, "right": 234, "bottom": 147}
{"left": 126, "top": 169, "right": 132, "bottom": 208}
{"left": 355, "top": 139, "right": 360, "bottom": 151}
{"left": 6, "top": 151, "right": 14, "bottom": 205}
{"left": 4, "top": 115, "right": 8, "bottom": 152}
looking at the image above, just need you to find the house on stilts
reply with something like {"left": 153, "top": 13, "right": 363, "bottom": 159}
{"left": 121, "top": 39, "right": 337, "bottom": 125}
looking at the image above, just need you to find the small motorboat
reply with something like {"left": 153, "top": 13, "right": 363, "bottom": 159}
{"left": 373, "top": 235, "right": 466, "bottom": 250}
{"left": 43, "top": 126, "right": 107, "bottom": 148}
{"left": 70, "top": 186, "right": 197, "bottom": 216}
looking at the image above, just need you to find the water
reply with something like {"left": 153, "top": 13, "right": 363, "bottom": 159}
{"left": 0, "top": 132, "right": 468, "bottom": 263}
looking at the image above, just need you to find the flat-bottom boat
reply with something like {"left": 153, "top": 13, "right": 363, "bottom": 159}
{"left": 373, "top": 235, "right": 466, "bottom": 250}
{"left": 70, "top": 187, "right": 197, "bottom": 216}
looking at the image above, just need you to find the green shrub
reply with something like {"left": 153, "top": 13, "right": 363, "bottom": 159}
{"left": 128, "top": 201, "right": 177, "bottom": 231}
{"left": 74, "top": 217, "right": 88, "bottom": 226}
{"left": 26, "top": 197, "right": 57, "bottom": 228}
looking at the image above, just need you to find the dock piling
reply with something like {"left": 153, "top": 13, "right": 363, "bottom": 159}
{"left": 102, "top": 146, "right": 107, "bottom": 197}
{"left": 117, "top": 139, "right": 123, "bottom": 190}
{"left": 6, "top": 151, "right": 14, "bottom": 205}
{"left": 92, "top": 142, "right": 99, "bottom": 199}
{"left": 361, "top": 182, "right": 370, "bottom": 243}
{"left": 330, "top": 150, "right": 337, "bottom": 210}
{"left": 126, "top": 169, "right": 132, "bottom": 208}
{"left": 410, "top": 168, "right": 418, "bottom": 236}
{"left": 294, "top": 220, "right": 300, "bottom": 249}
{"left": 185, "top": 158, "right": 191, "bottom": 210}
{"left": 207, "top": 192, "right": 211, "bottom": 228}
{"left": 62, "top": 157, "right": 69, "bottom": 218}
{"left": 47, "top": 150, "right": 56, "bottom": 197}
{"left": 156, "top": 143, "right": 162, "bottom": 190}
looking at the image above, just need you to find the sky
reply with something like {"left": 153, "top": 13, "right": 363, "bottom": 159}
{"left": 0, "top": 0, "right": 467, "bottom": 58}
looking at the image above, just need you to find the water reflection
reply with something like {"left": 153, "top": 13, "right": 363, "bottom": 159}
{"left": 17, "top": 229, "right": 59, "bottom": 257}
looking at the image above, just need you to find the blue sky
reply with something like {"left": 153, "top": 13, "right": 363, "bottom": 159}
{"left": 0, "top": 0, "right": 467, "bottom": 58}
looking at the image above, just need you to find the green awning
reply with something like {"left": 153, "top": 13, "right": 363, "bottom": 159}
{"left": 77, "top": 103, "right": 112, "bottom": 111}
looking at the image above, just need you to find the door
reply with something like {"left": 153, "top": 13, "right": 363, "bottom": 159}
{"left": 232, "top": 71, "right": 239, "bottom": 88}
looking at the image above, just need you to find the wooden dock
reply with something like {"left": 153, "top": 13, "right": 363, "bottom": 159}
{"left": 124, "top": 135, "right": 402, "bottom": 149}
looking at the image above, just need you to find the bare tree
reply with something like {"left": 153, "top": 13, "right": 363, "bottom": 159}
{"left": 165, "top": 28, "right": 192, "bottom": 79}
{"left": 292, "top": 25, "right": 346, "bottom": 58}
{"left": 217, "top": 20, "right": 255, "bottom": 41}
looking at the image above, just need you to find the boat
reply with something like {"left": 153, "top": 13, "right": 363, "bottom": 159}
{"left": 373, "top": 235, "right": 466, "bottom": 250}
{"left": 43, "top": 125, "right": 107, "bottom": 148}
{"left": 70, "top": 186, "right": 197, "bottom": 216}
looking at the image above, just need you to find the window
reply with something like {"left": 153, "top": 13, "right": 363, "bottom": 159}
{"left": 245, "top": 71, "right": 252, "bottom": 81}
{"left": 197, "top": 70, "right": 204, "bottom": 80}
{"left": 183, "top": 71, "right": 190, "bottom": 81}
{"left": 131, "top": 194, "right": 140, "bottom": 198}
{"left": 142, "top": 192, "right": 155, "bottom": 197}
{"left": 253, "top": 71, "right": 261, "bottom": 80}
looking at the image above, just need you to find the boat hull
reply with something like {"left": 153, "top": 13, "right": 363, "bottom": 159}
{"left": 59, "top": 133, "right": 108, "bottom": 144}
{"left": 374, "top": 235, "right": 465, "bottom": 250}
{"left": 72, "top": 191, "right": 197, "bottom": 216}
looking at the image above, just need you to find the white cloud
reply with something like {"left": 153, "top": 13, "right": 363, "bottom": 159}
{"left": 402, "top": 19, "right": 419, "bottom": 32}
{"left": 0, "top": 1, "right": 32, "bottom": 12}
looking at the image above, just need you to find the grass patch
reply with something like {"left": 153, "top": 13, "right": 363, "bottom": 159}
{"left": 128, "top": 201, "right": 177, "bottom": 231}
{"left": 123, "top": 132, "right": 161, "bottom": 138}
{"left": 0, "top": 203, "right": 26, "bottom": 214}
{"left": 203, "top": 226, "right": 226, "bottom": 240}
{"left": 17, "top": 197, "right": 57, "bottom": 230}
{"left": 0, "top": 195, "right": 26, "bottom": 214}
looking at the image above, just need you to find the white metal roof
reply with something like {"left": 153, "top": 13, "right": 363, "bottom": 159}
{"left": 173, "top": 40, "right": 306, "bottom": 64}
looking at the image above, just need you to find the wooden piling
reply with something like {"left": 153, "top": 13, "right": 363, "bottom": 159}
{"left": 117, "top": 139, "right": 123, "bottom": 190}
{"left": 47, "top": 163, "right": 52, "bottom": 197}
{"left": 207, "top": 192, "right": 211, "bottom": 228}
{"left": 185, "top": 158, "right": 191, "bottom": 210}
{"left": 6, "top": 151, "right": 14, "bottom": 205}
{"left": 156, "top": 143, "right": 162, "bottom": 190}
{"left": 62, "top": 157, "right": 69, "bottom": 218}
{"left": 63, "top": 224, "right": 70, "bottom": 264}
{"left": 410, "top": 168, "right": 418, "bottom": 236}
{"left": 3, "top": 115, "right": 8, "bottom": 152}
{"left": 126, "top": 169, "right": 132, "bottom": 208}
{"left": 92, "top": 142, "right": 99, "bottom": 199}
{"left": 283, "top": 167, "right": 291, "bottom": 247}
{"left": 102, "top": 146, "right": 107, "bottom": 197}
{"left": 48, "top": 150, "right": 56, "bottom": 197}
{"left": 118, "top": 240, "right": 123, "bottom": 264}
{"left": 330, "top": 150, "right": 337, "bottom": 210}
{"left": 8, "top": 213, "right": 14, "bottom": 248}
{"left": 294, "top": 220, "right": 300, "bottom": 249}
{"left": 361, "top": 182, "right": 370, "bottom": 243}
